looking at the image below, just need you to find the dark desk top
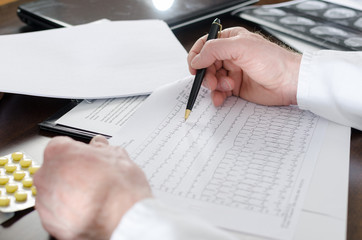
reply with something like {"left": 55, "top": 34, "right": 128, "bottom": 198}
{"left": 0, "top": 0, "right": 361, "bottom": 239}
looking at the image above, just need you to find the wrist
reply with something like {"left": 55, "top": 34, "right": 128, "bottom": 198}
{"left": 101, "top": 192, "right": 153, "bottom": 239}
{"left": 284, "top": 52, "right": 301, "bottom": 105}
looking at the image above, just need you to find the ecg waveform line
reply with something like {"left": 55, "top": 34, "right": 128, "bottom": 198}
{"left": 129, "top": 86, "right": 318, "bottom": 219}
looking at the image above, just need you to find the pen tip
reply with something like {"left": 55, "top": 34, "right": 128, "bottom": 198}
{"left": 213, "top": 18, "right": 221, "bottom": 24}
{"left": 184, "top": 109, "right": 191, "bottom": 121}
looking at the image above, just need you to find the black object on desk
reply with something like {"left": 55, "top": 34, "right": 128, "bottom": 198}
{"left": 185, "top": 18, "right": 222, "bottom": 120}
{"left": 37, "top": 100, "right": 110, "bottom": 141}
{"left": 17, "top": 0, "right": 258, "bottom": 30}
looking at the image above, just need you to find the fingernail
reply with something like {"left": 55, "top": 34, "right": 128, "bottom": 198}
{"left": 221, "top": 79, "right": 231, "bottom": 91}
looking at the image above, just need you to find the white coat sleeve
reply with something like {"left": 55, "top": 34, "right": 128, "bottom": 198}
{"left": 110, "top": 198, "right": 238, "bottom": 240}
{"left": 297, "top": 50, "right": 362, "bottom": 131}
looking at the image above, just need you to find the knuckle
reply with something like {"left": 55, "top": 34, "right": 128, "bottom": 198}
{"left": 115, "top": 146, "right": 129, "bottom": 157}
{"left": 44, "top": 137, "right": 73, "bottom": 161}
{"left": 187, "top": 51, "right": 196, "bottom": 64}
{"left": 203, "top": 40, "right": 213, "bottom": 49}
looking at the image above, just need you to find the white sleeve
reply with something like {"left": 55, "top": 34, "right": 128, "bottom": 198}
{"left": 110, "top": 198, "right": 238, "bottom": 240}
{"left": 297, "top": 50, "right": 362, "bottom": 131}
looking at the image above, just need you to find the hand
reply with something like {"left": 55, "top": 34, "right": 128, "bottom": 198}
{"left": 34, "top": 135, "right": 152, "bottom": 240}
{"left": 187, "top": 27, "right": 302, "bottom": 107}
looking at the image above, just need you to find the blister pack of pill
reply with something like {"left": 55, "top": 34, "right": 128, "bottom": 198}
{"left": 0, "top": 152, "right": 40, "bottom": 212}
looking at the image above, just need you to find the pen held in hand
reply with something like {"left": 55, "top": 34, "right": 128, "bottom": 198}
{"left": 185, "top": 18, "right": 222, "bottom": 121}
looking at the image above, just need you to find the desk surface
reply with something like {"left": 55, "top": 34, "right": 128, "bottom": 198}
{"left": 0, "top": 0, "right": 361, "bottom": 239}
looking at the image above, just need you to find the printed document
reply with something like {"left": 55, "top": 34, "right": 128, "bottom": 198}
{"left": 325, "top": 0, "right": 362, "bottom": 10}
{"left": 0, "top": 20, "right": 189, "bottom": 98}
{"left": 56, "top": 96, "right": 147, "bottom": 136}
{"left": 110, "top": 77, "right": 328, "bottom": 240}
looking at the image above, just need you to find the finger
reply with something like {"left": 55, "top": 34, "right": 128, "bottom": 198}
{"left": 214, "top": 59, "right": 223, "bottom": 70}
{"left": 43, "top": 136, "right": 74, "bottom": 165}
{"left": 202, "top": 59, "right": 224, "bottom": 90}
{"left": 211, "top": 90, "right": 228, "bottom": 107}
{"left": 217, "top": 76, "right": 235, "bottom": 92}
{"left": 189, "top": 26, "right": 245, "bottom": 64}
{"left": 189, "top": 27, "right": 250, "bottom": 72}
{"left": 222, "top": 60, "right": 243, "bottom": 96}
{"left": 187, "top": 51, "right": 197, "bottom": 75}
{"left": 188, "top": 27, "right": 245, "bottom": 65}
{"left": 187, "top": 35, "right": 208, "bottom": 74}
{"left": 203, "top": 68, "right": 218, "bottom": 91}
{"left": 90, "top": 135, "right": 109, "bottom": 146}
{"left": 227, "top": 90, "right": 233, "bottom": 97}
{"left": 190, "top": 37, "right": 238, "bottom": 70}
{"left": 215, "top": 68, "right": 226, "bottom": 91}
{"left": 212, "top": 68, "right": 234, "bottom": 92}
{"left": 190, "top": 27, "right": 252, "bottom": 70}
{"left": 188, "top": 35, "right": 208, "bottom": 61}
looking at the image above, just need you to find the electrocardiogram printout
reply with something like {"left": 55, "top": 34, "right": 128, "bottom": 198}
{"left": 110, "top": 77, "right": 328, "bottom": 240}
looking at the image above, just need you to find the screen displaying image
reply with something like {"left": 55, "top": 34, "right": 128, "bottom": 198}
{"left": 236, "top": 0, "right": 362, "bottom": 50}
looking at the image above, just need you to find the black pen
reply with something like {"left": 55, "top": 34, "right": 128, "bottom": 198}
{"left": 185, "top": 18, "right": 222, "bottom": 120}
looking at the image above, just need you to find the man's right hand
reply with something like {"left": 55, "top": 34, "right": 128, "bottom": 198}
{"left": 187, "top": 27, "right": 302, "bottom": 107}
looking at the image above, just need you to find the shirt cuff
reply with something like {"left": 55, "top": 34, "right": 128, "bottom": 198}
{"left": 296, "top": 50, "right": 314, "bottom": 111}
{"left": 110, "top": 198, "right": 237, "bottom": 240}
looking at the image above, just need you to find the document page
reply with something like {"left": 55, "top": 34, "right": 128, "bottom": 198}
{"left": 56, "top": 96, "right": 147, "bottom": 136}
{"left": 0, "top": 20, "right": 189, "bottom": 99}
{"left": 325, "top": 0, "right": 362, "bottom": 10}
{"left": 110, "top": 77, "right": 327, "bottom": 240}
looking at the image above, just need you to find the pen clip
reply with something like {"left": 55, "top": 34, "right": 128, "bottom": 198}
{"left": 215, "top": 22, "right": 222, "bottom": 38}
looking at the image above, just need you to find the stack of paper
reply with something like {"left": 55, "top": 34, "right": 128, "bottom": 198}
{"left": 0, "top": 20, "right": 190, "bottom": 98}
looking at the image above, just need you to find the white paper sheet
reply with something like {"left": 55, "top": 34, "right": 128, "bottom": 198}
{"left": 110, "top": 77, "right": 328, "bottom": 240}
{"left": 324, "top": 0, "right": 362, "bottom": 10}
{"left": 263, "top": 15, "right": 350, "bottom": 240}
{"left": 56, "top": 96, "right": 147, "bottom": 136}
{"left": 0, "top": 20, "right": 189, "bottom": 99}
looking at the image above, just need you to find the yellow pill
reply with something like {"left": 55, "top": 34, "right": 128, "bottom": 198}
{"left": 0, "top": 157, "right": 8, "bottom": 166}
{"left": 5, "top": 164, "right": 17, "bottom": 173}
{"left": 11, "top": 152, "right": 23, "bottom": 161}
{"left": 14, "top": 191, "right": 28, "bottom": 202}
{"left": 20, "top": 158, "right": 32, "bottom": 168}
{"left": 0, "top": 175, "right": 10, "bottom": 185}
{"left": 31, "top": 186, "right": 37, "bottom": 196}
{"left": 0, "top": 196, "right": 10, "bottom": 206}
{"left": 6, "top": 183, "right": 18, "bottom": 193}
{"left": 22, "top": 178, "right": 33, "bottom": 188}
{"left": 13, "top": 170, "right": 26, "bottom": 180}
{"left": 29, "top": 165, "right": 40, "bottom": 175}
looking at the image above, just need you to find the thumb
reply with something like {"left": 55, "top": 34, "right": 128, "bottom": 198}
{"left": 90, "top": 135, "right": 109, "bottom": 146}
